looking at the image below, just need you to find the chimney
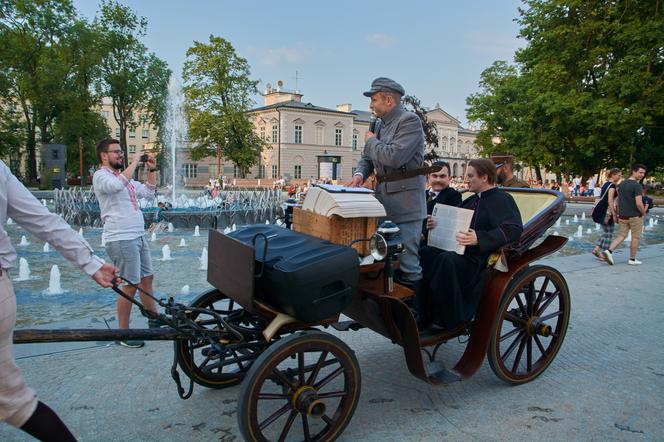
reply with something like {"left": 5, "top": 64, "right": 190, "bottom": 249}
{"left": 336, "top": 103, "right": 352, "bottom": 113}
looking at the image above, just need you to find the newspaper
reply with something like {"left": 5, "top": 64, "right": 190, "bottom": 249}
{"left": 427, "top": 203, "right": 475, "bottom": 254}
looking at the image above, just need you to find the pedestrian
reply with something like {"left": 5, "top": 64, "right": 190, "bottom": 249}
{"left": 347, "top": 77, "right": 426, "bottom": 289}
{"left": 572, "top": 175, "right": 581, "bottom": 196}
{"left": 586, "top": 175, "right": 597, "bottom": 196}
{"left": 490, "top": 154, "right": 530, "bottom": 188}
{"left": 1, "top": 159, "right": 118, "bottom": 441}
{"left": 602, "top": 163, "right": 648, "bottom": 265}
{"left": 591, "top": 168, "right": 621, "bottom": 260}
{"left": 93, "top": 139, "right": 162, "bottom": 348}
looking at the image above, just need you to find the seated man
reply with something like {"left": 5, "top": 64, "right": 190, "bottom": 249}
{"left": 415, "top": 158, "right": 523, "bottom": 331}
{"left": 421, "top": 160, "right": 461, "bottom": 245}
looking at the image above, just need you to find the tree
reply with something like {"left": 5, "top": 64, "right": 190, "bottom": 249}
{"left": 96, "top": 1, "right": 170, "bottom": 167}
{"left": 182, "top": 35, "right": 266, "bottom": 177}
{"left": 466, "top": 0, "right": 664, "bottom": 178}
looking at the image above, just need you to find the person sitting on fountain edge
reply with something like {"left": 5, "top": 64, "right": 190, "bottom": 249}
{"left": 93, "top": 138, "right": 163, "bottom": 348}
{"left": 415, "top": 158, "right": 523, "bottom": 331}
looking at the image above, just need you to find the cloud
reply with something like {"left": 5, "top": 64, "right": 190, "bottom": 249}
{"left": 247, "top": 45, "right": 310, "bottom": 67}
{"left": 366, "top": 33, "right": 396, "bottom": 48}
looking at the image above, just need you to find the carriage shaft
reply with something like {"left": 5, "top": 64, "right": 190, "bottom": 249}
{"left": 13, "top": 328, "right": 217, "bottom": 344}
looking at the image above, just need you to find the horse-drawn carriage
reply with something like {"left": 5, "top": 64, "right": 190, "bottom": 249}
{"left": 15, "top": 188, "right": 569, "bottom": 442}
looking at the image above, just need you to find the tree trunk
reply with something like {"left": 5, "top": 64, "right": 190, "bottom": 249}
{"left": 534, "top": 165, "right": 543, "bottom": 183}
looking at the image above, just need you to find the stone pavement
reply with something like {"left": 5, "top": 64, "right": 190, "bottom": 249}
{"left": 2, "top": 244, "right": 663, "bottom": 441}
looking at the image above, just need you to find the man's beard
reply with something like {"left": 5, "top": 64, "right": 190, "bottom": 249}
{"left": 497, "top": 170, "right": 507, "bottom": 184}
{"left": 110, "top": 159, "right": 123, "bottom": 170}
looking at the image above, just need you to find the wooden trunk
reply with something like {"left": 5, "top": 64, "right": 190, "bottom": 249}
{"left": 292, "top": 207, "right": 377, "bottom": 256}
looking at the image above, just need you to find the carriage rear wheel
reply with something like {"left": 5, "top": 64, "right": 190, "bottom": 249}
{"left": 488, "top": 265, "right": 570, "bottom": 385}
{"left": 238, "top": 330, "right": 361, "bottom": 442}
{"left": 175, "top": 288, "right": 268, "bottom": 389}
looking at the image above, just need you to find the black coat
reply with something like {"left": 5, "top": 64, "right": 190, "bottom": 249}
{"left": 420, "top": 187, "right": 523, "bottom": 328}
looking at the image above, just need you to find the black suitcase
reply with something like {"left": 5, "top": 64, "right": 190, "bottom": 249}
{"left": 227, "top": 225, "right": 358, "bottom": 322}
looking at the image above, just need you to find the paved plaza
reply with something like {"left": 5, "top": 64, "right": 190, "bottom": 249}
{"left": 2, "top": 242, "right": 663, "bottom": 441}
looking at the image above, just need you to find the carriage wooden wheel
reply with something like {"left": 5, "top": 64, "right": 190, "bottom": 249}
{"left": 238, "top": 330, "right": 361, "bottom": 442}
{"left": 488, "top": 265, "right": 571, "bottom": 385}
{"left": 175, "top": 288, "right": 269, "bottom": 389}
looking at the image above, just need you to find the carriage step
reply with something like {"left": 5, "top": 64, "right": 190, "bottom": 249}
{"left": 428, "top": 364, "right": 462, "bottom": 385}
{"left": 331, "top": 321, "right": 365, "bottom": 332}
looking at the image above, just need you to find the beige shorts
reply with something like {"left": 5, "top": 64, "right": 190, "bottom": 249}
{"left": 618, "top": 217, "right": 643, "bottom": 240}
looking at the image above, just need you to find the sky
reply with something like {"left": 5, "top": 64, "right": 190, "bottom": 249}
{"left": 73, "top": 0, "right": 526, "bottom": 126}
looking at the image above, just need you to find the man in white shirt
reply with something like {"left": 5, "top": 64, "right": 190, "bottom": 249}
{"left": 93, "top": 139, "right": 160, "bottom": 348}
{"left": 1, "top": 159, "right": 117, "bottom": 440}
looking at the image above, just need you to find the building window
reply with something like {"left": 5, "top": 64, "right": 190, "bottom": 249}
{"left": 260, "top": 126, "right": 266, "bottom": 141}
{"left": 294, "top": 165, "right": 302, "bottom": 179}
{"left": 272, "top": 125, "right": 278, "bottom": 143}
{"left": 352, "top": 134, "right": 358, "bottom": 150}
{"left": 129, "top": 129, "right": 136, "bottom": 138}
{"left": 315, "top": 126, "right": 324, "bottom": 145}
{"left": 101, "top": 111, "right": 109, "bottom": 119}
{"left": 272, "top": 165, "right": 278, "bottom": 179}
{"left": 182, "top": 163, "right": 198, "bottom": 178}
{"left": 258, "top": 164, "right": 266, "bottom": 179}
{"left": 115, "top": 128, "right": 120, "bottom": 138}
{"left": 128, "top": 145, "right": 136, "bottom": 153}
{"left": 335, "top": 128, "right": 342, "bottom": 146}
{"left": 142, "top": 129, "right": 149, "bottom": 139}
{"left": 294, "top": 125, "right": 303, "bottom": 144}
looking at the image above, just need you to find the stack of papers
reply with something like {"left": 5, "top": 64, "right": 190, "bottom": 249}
{"left": 302, "top": 185, "right": 386, "bottom": 218}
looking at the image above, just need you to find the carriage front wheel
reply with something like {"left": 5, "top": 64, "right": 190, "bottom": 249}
{"left": 238, "top": 330, "right": 361, "bottom": 442}
{"left": 488, "top": 265, "right": 570, "bottom": 385}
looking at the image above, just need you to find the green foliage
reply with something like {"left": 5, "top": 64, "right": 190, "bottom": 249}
{"left": 96, "top": 0, "right": 170, "bottom": 166}
{"left": 401, "top": 95, "right": 439, "bottom": 161}
{"left": 466, "top": 0, "right": 664, "bottom": 178}
{"left": 183, "top": 35, "right": 266, "bottom": 177}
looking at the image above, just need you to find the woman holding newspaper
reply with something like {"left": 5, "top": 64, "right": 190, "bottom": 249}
{"left": 415, "top": 159, "right": 523, "bottom": 331}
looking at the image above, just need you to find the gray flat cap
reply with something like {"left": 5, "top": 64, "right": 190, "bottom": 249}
{"left": 363, "top": 77, "right": 405, "bottom": 97}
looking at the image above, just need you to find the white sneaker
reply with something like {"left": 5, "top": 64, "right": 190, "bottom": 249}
{"left": 602, "top": 250, "right": 614, "bottom": 265}
{"left": 628, "top": 259, "right": 642, "bottom": 265}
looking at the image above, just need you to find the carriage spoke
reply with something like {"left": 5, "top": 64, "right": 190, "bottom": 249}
{"left": 317, "top": 390, "right": 347, "bottom": 399}
{"left": 499, "top": 326, "right": 522, "bottom": 342}
{"left": 504, "top": 312, "right": 527, "bottom": 326}
{"left": 533, "top": 334, "right": 547, "bottom": 355}
{"left": 271, "top": 368, "right": 296, "bottom": 390}
{"left": 277, "top": 410, "right": 298, "bottom": 442}
{"left": 298, "top": 352, "right": 305, "bottom": 384}
{"left": 314, "top": 366, "right": 344, "bottom": 390}
{"left": 537, "top": 290, "right": 560, "bottom": 316}
{"left": 257, "top": 392, "right": 290, "bottom": 400}
{"left": 514, "top": 294, "right": 528, "bottom": 317}
{"left": 527, "top": 281, "right": 536, "bottom": 315}
{"left": 501, "top": 330, "right": 525, "bottom": 360}
{"left": 321, "top": 414, "right": 335, "bottom": 425}
{"left": 526, "top": 337, "right": 533, "bottom": 372}
{"left": 511, "top": 336, "right": 527, "bottom": 373}
{"left": 540, "top": 310, "right": 563, "bottom": 322}
{"left": 258, "top": 403, "right": 291, "bottom": 431}
{"left": 534, "top": 277, "right": 550, "bottom": 312}
{"left": 306, "top": 351, "right": 329, "bottom": 385}
{"left": 302, "top": 414, "right": 311, "bottom": 441}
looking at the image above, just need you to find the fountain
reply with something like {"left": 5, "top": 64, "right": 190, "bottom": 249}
{"left": 193, "top": 225, "right": 200, "bottom": 237}
{"left": 199, "top": 247, "right": 208, "bottom": 271}
{"left": 164, "top": 76, "right": 188, "bottom": 204}
{"left": 265, "top": 220, "right": 270, "bottom": 224}
{"left": 6, "top": 217, "right": 12, "bottom": 225}
{"left": 554, "top": 218, "right": 561, "bottom": 227}
{"left": 223, "top": 227, "right": 231, "bottom": 234}
{"left": 14, "top": 258, "right": 31, "bottom": 281}
{"left": 180, "top": 285, "right": 190, "bottom": 295}
{"left": 178, "top": 238, "right": 187, "bottom": 247}
{"left": 573, "top": 214, "right": 578, "bottom": 223}
{"left": 554, "top": 231, "right": 559, "bottom": 236}
{"left": 565, "top": 220, "right": 570, "bottom": 225}
{"left": 586, "top": 228, "right": 592, "bottom": 234}
{"left": 232, "top": 224, "right": 237, "bottom": 231}
{"left": 46, "top": 265, "right": 64, "bottom": 295}
{"left": 595, "top": 223, "right": 601, "bottom": 230}
{"left": 101, "top": 235, "right": 106, "bottom": 247}
{"left": 41, "top": 199, "right": 47, "bottom": 206}
{"left": 18, "top": 235, "right": 30, "bottom": 246}
{"left": 78, "top": 227, "right": 84, "bottom": 237}
{"left": 43, "top": 243, "right": 50, "bottom": 252}
{"left": 625, "top": 231, "right": 632, "bottom": 242}
{"left": 161, "top": 245, "right": 173, "bottom": 261}
{"left": 574, "top": 225, "right": 583, "bottom": 238}
{"left": 168, "top": 222, "right": 174, "bottom": 232}
{"left": 151, "top": 231, "right": 157, "bottom": 242}
{"left": 581, "top": 212, "right": 586, "bottom": 220}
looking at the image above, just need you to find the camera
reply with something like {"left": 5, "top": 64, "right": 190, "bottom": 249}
{"left": 140, "top": 153, "right": 149, "bottom": 163}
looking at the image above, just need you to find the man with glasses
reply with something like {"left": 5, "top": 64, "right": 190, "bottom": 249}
{"left": 93, "top": 138, "right": 161, "bottom": 348}
{"left": 490, "top": 153, "right": 530, "bottom": 188}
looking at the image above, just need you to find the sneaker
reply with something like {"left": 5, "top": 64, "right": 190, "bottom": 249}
{"left": 628, "top": 259, "right": 642, "bottom": 265}
{"left": 116, "top": 340, "right": 145, "bottom": 348}
{"left": 602, "top": 250, "right": 614, "bottom": 265}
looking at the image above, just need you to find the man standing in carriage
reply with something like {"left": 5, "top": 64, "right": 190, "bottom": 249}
{"left": 347, "top": 77, "right": 427, "bottom": 288}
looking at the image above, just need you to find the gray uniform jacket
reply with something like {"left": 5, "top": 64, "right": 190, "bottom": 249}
{"left": 355, "top": 105, "right": 426, "bottom": 224}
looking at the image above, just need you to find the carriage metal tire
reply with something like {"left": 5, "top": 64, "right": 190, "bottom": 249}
{"left": 487, "top": 265, "right": 570, "bottom": 385}
{"left": 175, "top": 288, "right": 258, "bottom": 389}
{"left": 237, "top": 330, "right": 361, "bottom": 442}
